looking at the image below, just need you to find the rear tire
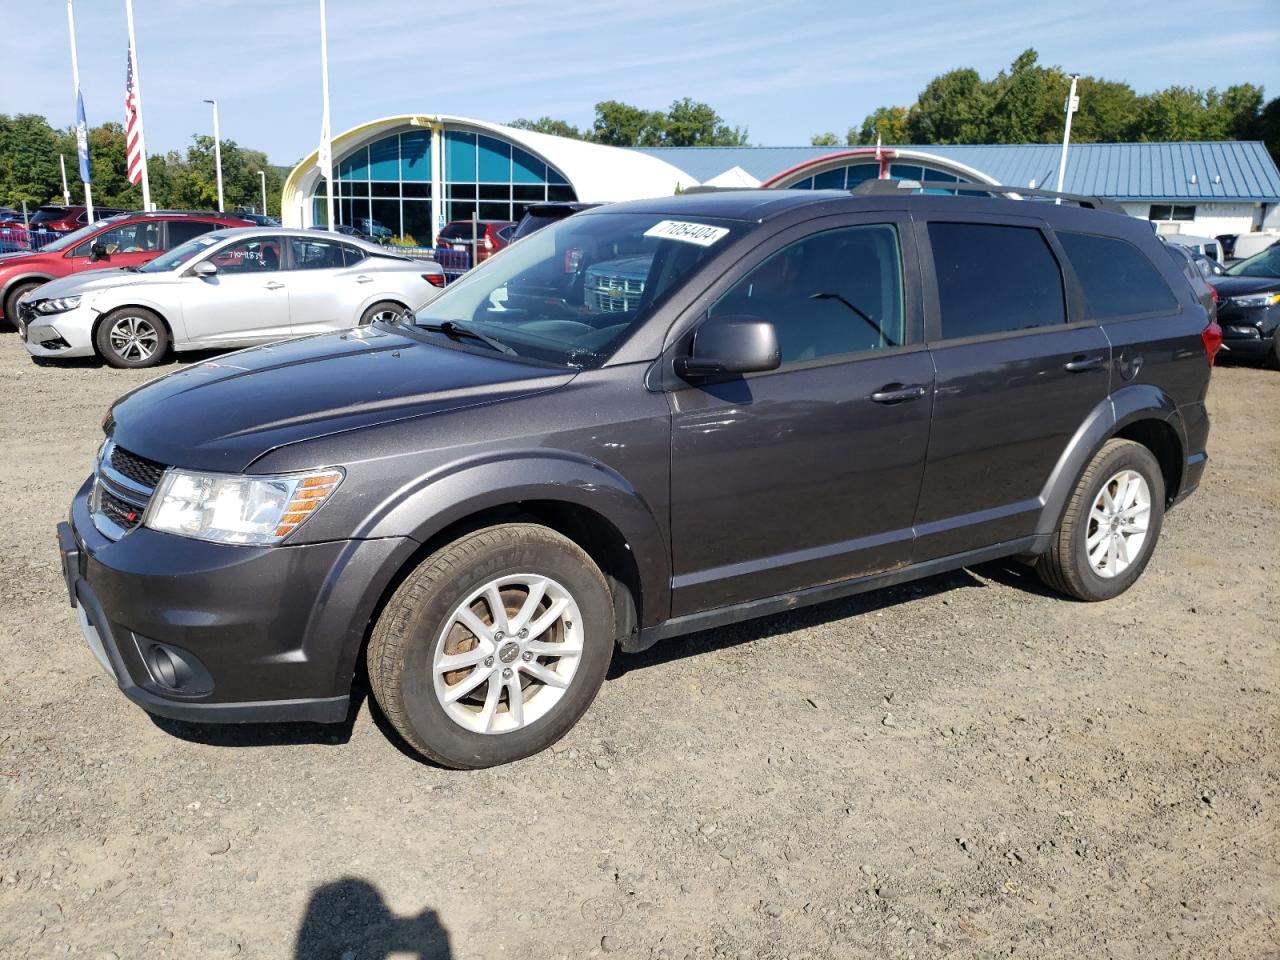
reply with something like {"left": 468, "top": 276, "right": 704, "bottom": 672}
{"left": 1037, "top": 439, "right": 1165, "bottom": 601}
{"left": 358, "top": 300, "right": 407, "bottom": 326}
{"left": 94, "top": 307, "right": 169, "bottom": 368}
{"left": 367, "top": 524, "right": 614, "bottom": 768}
{"left": 3, "top": 280, "right": 42, "bottom": 331}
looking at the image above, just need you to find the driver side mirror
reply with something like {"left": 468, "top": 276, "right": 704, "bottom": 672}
{"left": 191, "top": 261, "right": 217, "bottom": 277}
{"left": 674, "top": 314, "right": 781, "bottom": 380}
{"left": 89, "top": 242, "right": 108, "bottom": 262}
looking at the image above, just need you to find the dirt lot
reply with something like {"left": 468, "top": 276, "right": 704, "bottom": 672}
{"left": 0, "top": 334, "right": 1275, "bottom": 960}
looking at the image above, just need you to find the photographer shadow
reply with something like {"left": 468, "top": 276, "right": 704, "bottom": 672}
{"left": 294, "top": 877, "right": 452, "bottom": 959}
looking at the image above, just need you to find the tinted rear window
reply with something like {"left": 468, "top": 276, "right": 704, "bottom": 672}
{"left": 928, "top": 222, "right": 1066, "bottom": 339}
{"left": 1059, "top": 232, "right": 1179, "bottom": 318}
{"left": 439, "top": 224, "right": 480, "bottom": 240}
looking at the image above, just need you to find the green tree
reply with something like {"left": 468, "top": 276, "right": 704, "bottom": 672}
{"left": 663, "top": 97, "right": 748, "bottom": 146}
{"left": 508, "top": 116, "right": 584, "bottom": 139}
{"left": 1134, "top": 86, "right": 1213, "bottom": 140}
{"left": 985, "top": 49, "right": 1065, "bottom": 143}
{"left": 591, "top": 100, "right": 666, "bottom": 146}
{"left": 906, "top": 67, "right": 991, "bottom": 143}
{"left": 1257, "top": 97, "right": 1280, "bottom": 166}
{"left": 810, "top": 131, "right": 840, "bottom": 146}
{"left": 1070, "top": 78, "right": 1140, "bottom": 142}
{"left": 0, "top": 114, "right": 64, "bottom": 209}
{"left": 852, "top": 105, "right": 910, "bottom": 145}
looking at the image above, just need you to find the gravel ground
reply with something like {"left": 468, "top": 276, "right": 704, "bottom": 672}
{"left": 0, "top": 335, "right": 1276, "bottom": 960}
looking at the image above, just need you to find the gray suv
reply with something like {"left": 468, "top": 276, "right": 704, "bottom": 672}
{"left": 57, "top": 185, "right": 1220, "bottom": 768}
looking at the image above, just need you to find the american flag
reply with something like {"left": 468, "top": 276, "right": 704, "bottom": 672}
{"left": 124, "top": 46, "right": 144, "bottom": 185}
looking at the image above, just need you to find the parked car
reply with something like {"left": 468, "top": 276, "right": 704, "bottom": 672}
{"left": 0, "top": 211, "right": 256, "bottom": 326}
{"left": 28, "top": 205, "right": 128, "bottom": 234}
{"left": 1161, "top": 241, "right": 1218, "bottom": 313}
{"left": 57, "top": 188, "right": 1217, "bottom": 768}
{"left": 1209, "top": 240, "right": 1280, "bottom": 367}
{"left": 1163, "top": 233, "right": 1222, "bottom": 262}
{"left": 234, "top": 211, "right": 281, "bottom": 227}
{"left": 311, "top": 223, "right": 375, "bottom": 242}
{"left": 0, "top": 222, "right": 31, "bottom": 254}
{"left": 511, "top": 202, "right": 602, "bottom": 242}
{"left": 436, "top": 219, "right": 515, "bottom": 263}
{"left": 18, "top": 227, "right": 446, "bottom": 368}
{"left": 1221, "top": 231, "right": 1280, "bottom": 264}
{"left": 351, "top": 217, "right": 393, "bottom": 241}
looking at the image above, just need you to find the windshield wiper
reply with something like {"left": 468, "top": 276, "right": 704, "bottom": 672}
{"left": 810, "top": 292, "right": 898, "bottom": 347}
{"left": 417, "top": 320, "right": 518, "bottom": 356}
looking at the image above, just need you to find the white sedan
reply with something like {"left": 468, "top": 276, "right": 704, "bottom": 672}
{"left": 16, "top": 227, "right": 446, "bottom": 368}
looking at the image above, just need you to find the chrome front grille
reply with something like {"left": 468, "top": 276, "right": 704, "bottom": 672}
{"left": 91, "top": 439, "right": 166, "bottom": 540}
{"left": 584, "top": 273, "right": 645, "bottom": 314}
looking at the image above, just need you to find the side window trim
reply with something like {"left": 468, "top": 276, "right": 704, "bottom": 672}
{"left": 913, "top": 214, "right": 1089, "bottom": 346}
{"left": 653, "top": 210, "right": 924, "bottom": 391}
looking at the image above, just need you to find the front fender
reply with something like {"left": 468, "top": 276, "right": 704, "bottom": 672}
{"left": 355, "top": 450, "right": 672, "bottom": 627}
{"left": 1034, "top": 383, "right": 1185, "bottom": 539}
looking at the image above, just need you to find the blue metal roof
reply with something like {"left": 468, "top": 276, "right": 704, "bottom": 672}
{"left": 633, "top": 142, "right": 1280, "bottom": 202}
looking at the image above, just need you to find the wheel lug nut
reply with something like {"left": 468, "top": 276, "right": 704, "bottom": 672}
{"left": 502, "top": 667, "right": 513, "bottom": 679}
{"left": 494, "top": 631, "right": 505, "bottom": 641}
{"left": 484, "top": 656, "right": 494, "bottom": 667}
{"left": 522, "top": 651, "right": 532, "bottom": 661}
{"left": 518, "top": 628, "right": 528, "bottom": 639}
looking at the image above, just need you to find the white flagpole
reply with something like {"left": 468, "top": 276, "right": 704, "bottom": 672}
{"left": 59, "top": 154, "right": 71, "bottom": 205}
{"left": 125, "top": 0, "right": 152, "bottom": 210}
{"left": 319, "top": 0, "right": 334, "bottom": 233}
{"left": 66, "top": 0, "right": 94, "bottom": 220}
{"left": 1055, "top": 74, "right": 1081, "bottom": 203}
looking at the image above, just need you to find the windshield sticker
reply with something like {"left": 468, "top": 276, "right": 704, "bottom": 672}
{"left": 643, "top": 220, "right": 730, "bottom": 247}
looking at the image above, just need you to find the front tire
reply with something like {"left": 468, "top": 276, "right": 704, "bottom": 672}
{"left": 1037, "top": 439, "right": 1165, "bottom": 601}
{"left": 367, "top": 524, "right": 615, "bottom": 768}
{"left": 95, "top": 307, "right": 169, "bottom": 368}
{"left": 3, "top": 280, "right": 43, "bottom": 331}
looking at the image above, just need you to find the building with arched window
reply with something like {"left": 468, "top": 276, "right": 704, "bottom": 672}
{"left": 283, "top": 120, "right": 1280, "bottom": 242}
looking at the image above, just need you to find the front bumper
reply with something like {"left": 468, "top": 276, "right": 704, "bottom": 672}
{"left": 60, "top": 477, "right": 416, "bottom": 724}
{"left": 19, "top": 302, "right": 98, "bottom": 358}
{"left": 1216, "top": 304, "right": 1278, "bottom": 359}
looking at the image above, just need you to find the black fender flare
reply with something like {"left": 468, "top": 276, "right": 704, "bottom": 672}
{"left": 1034, "top": 383, "right": 1186, "bottom": 539}
{"left": 354, "top": 449, "right": 671, "bottom": 627}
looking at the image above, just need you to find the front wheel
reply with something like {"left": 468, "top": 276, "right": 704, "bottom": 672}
{"left": 1036, "top": 439, "right": 1165, "bottom": 601}
{"left": 95, "top": 307, "right": 169, "bottom": 368}
{"left": 367, "top": 524, "right": 615, "bottom": 768}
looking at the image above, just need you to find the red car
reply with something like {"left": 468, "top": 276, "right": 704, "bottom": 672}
{"left": 26, "top": 205, "right": 129, "bottom": 235}
{"left": 436, "top": 220, "right": 515, "bottom": 264}
{"left": 0, "top": 210, "right": 253, "bottom": 325}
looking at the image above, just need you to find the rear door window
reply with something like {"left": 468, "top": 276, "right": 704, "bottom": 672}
{"left": 1058, "top": 232, "right": 1179, "bottom": 318}
{"left": 165, "top": 220, "right": 222, "bottom": 248}
{"left": 928, "top": 222, "right": 1066, "bottom": 339}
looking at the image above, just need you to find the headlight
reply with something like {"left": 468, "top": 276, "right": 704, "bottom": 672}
{"left": 145, "top": 468, "right": 343, "bottom": 545}
{"left": 35, "top": 295, "right": 82, "bottom": 314}
{"left": 1228, "top": 292, "right": 1280, "bottom": 308}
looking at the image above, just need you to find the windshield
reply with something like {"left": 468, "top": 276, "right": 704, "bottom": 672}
{"left": 140, "top": 232, "right": 224, "bottom": 272}
{"left": 1226, "top": 243, "right": 1280, "bottom": 278}
{"left": 410, "top": 212, "right": 744, "bottom": 369}
{"left": 40, "top": 220, "right": 113, "bottom": 253}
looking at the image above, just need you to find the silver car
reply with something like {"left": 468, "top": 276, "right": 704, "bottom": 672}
{"left": 17, "top": 228, "right": 446, "bottom": 368}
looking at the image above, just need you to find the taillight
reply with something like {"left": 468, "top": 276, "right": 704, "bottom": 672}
{"left": 1201, "top": 319, "right": 1223, "bottom": 367}
{"left": 424, "top": 273, "right": 446, "bottom": 288}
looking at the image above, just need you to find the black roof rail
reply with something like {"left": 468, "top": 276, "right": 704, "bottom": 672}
{"left": 680, "top": 185, "right": 756, "bottom": 195}
{"left": 851, "top": 178, "right": 1126, "bottom": 215}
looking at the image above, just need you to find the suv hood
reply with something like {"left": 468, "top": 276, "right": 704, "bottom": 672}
{"left": 1210, "top": 275, "right": 1280, "bottom": 296}
{"left": 29, "top": 267, "right": 159, "bottom": 299}
{"left": 108, "top": 326, "right": 574, "bottom": 472}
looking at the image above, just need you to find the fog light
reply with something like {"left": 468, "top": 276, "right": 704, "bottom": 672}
{"left": 144, "top": 643, "right": 196, "bottom": 690}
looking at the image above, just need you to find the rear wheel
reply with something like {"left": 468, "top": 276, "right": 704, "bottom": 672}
{"left": 94, "top": 307, "right": 170, "bottom": 368}
{"left": 1037, "top": 439, "right": 1165, "bottom": 601}
{"left": 3, "top": 280, "right": 42, "bottom": 331}
{"left": 367, "top": 524, "right": 614, "bottom": 768}
{"left": 359, "top": 300, "right": 407, "bottom": 326}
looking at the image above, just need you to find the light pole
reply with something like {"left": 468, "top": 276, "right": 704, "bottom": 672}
{"left": 203, "top": 98, "right": 224, "bottom": 212}
{"left": 256, "top": 169, "right": 267, "bottom": 216}
{"left": 1055, "top": 74, "right": 1081, "bottom": 202}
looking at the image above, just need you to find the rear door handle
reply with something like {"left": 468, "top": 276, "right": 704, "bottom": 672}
{"left": 869, "top": 383, "right": 928, "bottom": 404}
{"left": 1064, "top": 354, "right": 1105, "bottom": 372}
{"left": 264, "top": 281, "right": 286, "bottom": 290}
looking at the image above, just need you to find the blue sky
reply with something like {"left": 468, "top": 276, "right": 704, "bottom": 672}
{"left": 3, "top": 0, "right": 1277, "bottom": 165}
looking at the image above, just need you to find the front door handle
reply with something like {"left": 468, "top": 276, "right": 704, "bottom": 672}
{"left": 1064, "top": 354, "right": 1105, "bottom": 372}
{"left": 869, "top": 383, "right": 928, "bottom": 404}
{"left": 355, "top": 275, "right": 374, "bottom": 284}
{"left": 264, "top": 281, "right": 286, "bottom": 290}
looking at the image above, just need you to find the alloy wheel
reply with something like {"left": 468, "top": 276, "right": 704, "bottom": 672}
{"left": 432, "top": 574, "right": 584, "bottom": 734}
{"left": 108, "top": 315, "right": 159, "bottom": 363}
{"left": 1086, "top": 468, "right": 1151, "bottom": 578}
